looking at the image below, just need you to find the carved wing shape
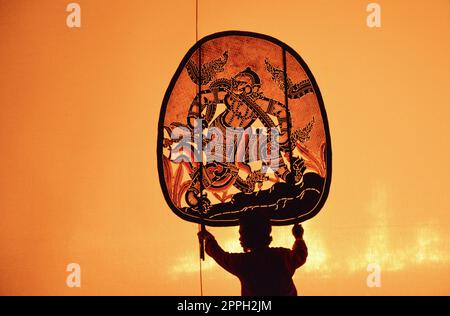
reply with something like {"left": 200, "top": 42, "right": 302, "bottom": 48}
{"left": 264, "top": 58, "right": 292, "bottom": 91}
{"left": 186, "top": 51, "right": 228, "bottom": 85}
{"left": 185, "top": 59, "right": 200, "bottom": 85}
{"left": 264, "top": 58, "right": 313, "bottom": 99}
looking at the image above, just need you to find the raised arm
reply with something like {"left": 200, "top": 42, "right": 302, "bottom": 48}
{"left": 290, "top": 224, "right": 308, "bottom": 269}
{"left": 198, "top": 230, "right": 243, "bottom": 276}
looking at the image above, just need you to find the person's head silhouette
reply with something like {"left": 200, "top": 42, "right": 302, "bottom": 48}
{"left": 239, "top": 211, "right": 273, "bottom": 252}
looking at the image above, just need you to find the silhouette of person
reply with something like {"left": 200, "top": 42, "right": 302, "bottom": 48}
{"left": 198, "top": 211, "right": 308, "bottom": 296}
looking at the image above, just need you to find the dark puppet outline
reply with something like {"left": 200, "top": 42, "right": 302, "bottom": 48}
{"left": 157, "top": 31, "right": 332, "bottom": 226}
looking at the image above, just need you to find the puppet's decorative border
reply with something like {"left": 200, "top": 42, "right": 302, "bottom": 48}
{"left": 157, "top": 31, "right": 332, "bottom": 226}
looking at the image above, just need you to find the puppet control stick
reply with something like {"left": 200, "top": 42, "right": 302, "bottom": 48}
{"left": 198, "top": 191, "right": 207, "bottom": 261}
{"left": 199, "top": 223, "right": 205, "bottom": 260}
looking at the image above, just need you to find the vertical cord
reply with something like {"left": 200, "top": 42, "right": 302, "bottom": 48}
{"left": 195, "top": 0, "right": 198, "bottom": 42}
{"left": 198, "top": 38, "right": 205, "bottom": 299}
{"left": 196, "top": 0, "right": 204, "bottom": 297}
{"left": 199, "top": 244, "right": 204, "bottom": 296}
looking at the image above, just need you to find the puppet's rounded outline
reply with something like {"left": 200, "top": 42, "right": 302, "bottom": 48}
{"left": 157, "top": 30, "right": 332, "bottom": 227}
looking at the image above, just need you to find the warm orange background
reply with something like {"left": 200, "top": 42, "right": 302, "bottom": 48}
{"left": 0, "top": 0, "right": 449, "bottom": 295}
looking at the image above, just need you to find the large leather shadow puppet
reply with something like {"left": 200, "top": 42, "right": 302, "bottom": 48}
{"left": 158, "top": 32, "right": 331, "bottom": 226}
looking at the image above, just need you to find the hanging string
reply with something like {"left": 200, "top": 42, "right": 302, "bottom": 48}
{"left": 195, "top": 0, "right": 205, "bottom": 297}
{"left": 196, "top": 0, "right": 199, "bottom": 42}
